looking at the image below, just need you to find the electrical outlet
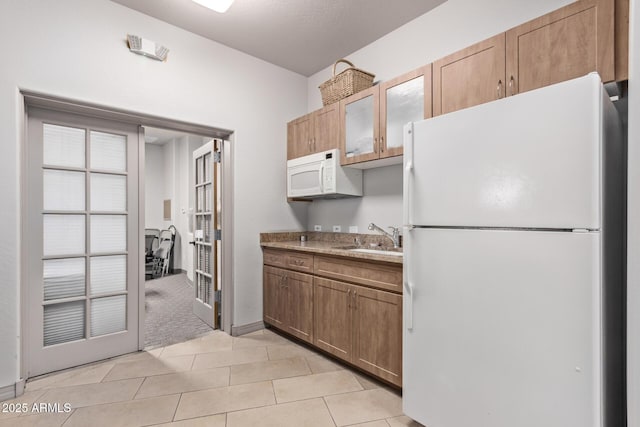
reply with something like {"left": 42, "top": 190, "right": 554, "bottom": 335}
{"left": 349, "top": 226, "right": 358, "bottom": 233}
{"left": 333, "top": 225, "right": 341, "bottom": 232}
{"left": 314, "top": 225, "right": 322, "bottom": 231}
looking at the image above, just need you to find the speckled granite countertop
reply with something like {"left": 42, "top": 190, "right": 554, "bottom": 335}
{"left": 260, "top": 231, "right": 403, "bottom": 265}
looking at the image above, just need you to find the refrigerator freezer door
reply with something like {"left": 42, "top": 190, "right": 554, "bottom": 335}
{"left": 403, "top": 228, "right": 601, "bottom": 427}
{"left": 405, "top": 74, "right": 603, "bottom": 230}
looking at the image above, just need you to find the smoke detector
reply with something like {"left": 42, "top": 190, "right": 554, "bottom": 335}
{"left": 127, "top": 35, "right": 169, "bottom": 62}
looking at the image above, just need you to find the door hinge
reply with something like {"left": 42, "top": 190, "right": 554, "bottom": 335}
{"left": 214, "top": 290, "right": 221, "bottom": 303}
{"left": 213, "top": 151, "right": 221, "bottom": 163}
{"left": 214, "top": 229, "right": 222, "bottom": 240}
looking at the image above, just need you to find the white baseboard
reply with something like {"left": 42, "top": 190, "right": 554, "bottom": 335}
{"left": 231, "top": 321, "right": 264, "bottom": 337}
{"left": 0, "top": 382, "right": 18, "bottom": 401}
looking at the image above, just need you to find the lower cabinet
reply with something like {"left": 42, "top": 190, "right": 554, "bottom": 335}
{"left": 263, "top": 248, "right": 403, "bottom": 387}
{"left": 314, "top": 277, "right": 353, "bottom": 360}
{"left": 351, "top": 285, "right": 402, "bottom": 385}
{"left": 263, "top": 265, "right": 286, "bottom": 328}
{"left": 314, "top": 276, "right": 402, "bottom": 386}
{"left": 263, "top": 265, "right": 314, "bottom": 344}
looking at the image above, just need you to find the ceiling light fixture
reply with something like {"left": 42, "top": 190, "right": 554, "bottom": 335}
{"left": 191, "top": 0, "right": 235, "bottom": 13}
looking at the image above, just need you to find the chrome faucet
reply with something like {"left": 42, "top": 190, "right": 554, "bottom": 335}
{"left": 368, "top": 223, "right": 401, "bottom": 248}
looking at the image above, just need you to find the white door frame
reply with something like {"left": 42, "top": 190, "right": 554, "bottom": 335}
{"left": 20, "top": 91, "right": 234, "bottom": 383}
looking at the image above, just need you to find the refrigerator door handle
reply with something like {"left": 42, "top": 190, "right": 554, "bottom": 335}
{"left": 403, "top": 123, "right": 414, "bottom": 227}
{"left": 404, "top": 280, "right": 414, "bottom": 330}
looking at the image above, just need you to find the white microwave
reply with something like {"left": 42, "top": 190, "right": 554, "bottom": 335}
{"left": 287, "top": 149, "right": 363, "bottom": 199}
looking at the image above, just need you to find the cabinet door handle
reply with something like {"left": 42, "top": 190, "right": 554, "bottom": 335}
{"left": 497, "top": 79, "right": 503, "bottom": 99}
{"left": 353, "top": 291, "right": 357, "bottom": 310}
{"left": 509, "top": 75, "right": 515, "bottom": 96}
{"left": 347, "top": 289, "right": 351, "bottom": 309}
{"left": 380, "top": 136, "right": 384, "bottom": 152}
{"left": 373, "top": 137, "right": 378, "bottom": 153}
{"left": 308, "top": 139, "right": 312, "bottom": 151}
{"left": 313, "top": 138, "right": 316, "bottom": 151}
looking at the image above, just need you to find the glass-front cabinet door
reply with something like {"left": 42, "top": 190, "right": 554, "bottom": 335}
{"left": 339, "top": 65, "right": 432, "bottom": 166}
{"left": 340, "top": 85, "right": 380, "bottom": 165}
{"left": 380, "top": 65, "right": 432, "bottom": 159}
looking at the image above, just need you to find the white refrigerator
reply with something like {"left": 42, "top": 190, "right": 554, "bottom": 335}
{"left": 402, "top": 73, "right": 625, "bottom": 427}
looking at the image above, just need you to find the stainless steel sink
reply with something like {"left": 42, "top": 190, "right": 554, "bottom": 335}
{"left": 348, "top": 248, "right": 403, "bottom": 257}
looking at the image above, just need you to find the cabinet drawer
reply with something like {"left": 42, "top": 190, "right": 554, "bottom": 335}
{"left": 314, "top": 255, "right": 402, "bottom": 294}
{"left": 263, "top": 249, "right": 288, "bottom": 268}
{"left": 285, "top": 252, "right": 314, "bottom": 273}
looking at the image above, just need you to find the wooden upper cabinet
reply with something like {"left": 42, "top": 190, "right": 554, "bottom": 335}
{"left": 615, "top": 0, "right": 629, "bottom": 81}
{"left": 433, "top": 33, "right": 506, "bottom": 116}
{"left": 287, "top": 105, "right": 339, "bottom": 160}
{"left": 379, "top": 65, "right": 432, "bottom": 158}
{"left": 340, "top": 65, "right": 432, "bottom": 165}
{"left": 506, "top": 0, "right": 615, "bottom": 95}
{"left": 287, "top": 113, "right": 312, "bottom": 160}
{"left": 313, "top": 103, "right": 340, "bottom": 153}
{"left": 340, "top": 85, "right": 380, "bottom": 165}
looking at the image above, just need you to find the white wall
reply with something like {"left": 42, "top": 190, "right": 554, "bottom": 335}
{"left": 144, "top": 144, "right": 166, "bottom": 230}
{"left": 0, "top": 0, "right": 308, "bottom": 389}
{"left": 308, "top": 165, "right": 402, "bottom": 233}
{"left": 627, "top": 0, "right": 638, "bottom": 423}
{"left": 305, "top": 0, "right": 574, "bottom": 232}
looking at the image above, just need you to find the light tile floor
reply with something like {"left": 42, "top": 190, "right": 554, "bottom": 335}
{"left": 1, "top": 329, "right": 424, "bottom": 427}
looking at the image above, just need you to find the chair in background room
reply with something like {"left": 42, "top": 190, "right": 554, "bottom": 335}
{"left": 144, "top": 228, "right": 160, "bottom": 279}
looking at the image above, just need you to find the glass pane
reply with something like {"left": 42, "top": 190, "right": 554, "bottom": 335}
{"left": 204, "top": 153, "right": 212, "bottom": 182}
{"left": 43, "top": 170, "right": 85, "bottom": 211}
{"left": 90, "top": 131, "right": 126, "bottom": 172}
{"left": 91, "top": 295, "right": 126, "bottom": 337}
{"left": 197, "top": 216, "right": 211, "bottom": 242}
{"left": 90, "top": 255, "right": 126, "bottom": 295}
{"left": 43, "top": 124, "right": 85, "bottom": 168}
{"left": 197, "top": 274, "right": 211, "bottom": 305}
{"left": 196, "top": 187, "right": 204, "bottom": 213}
{"left": 91, "top": 215, "right": 126, "bottom": 253}
{"left": 43, "top": 258, "right": 85, "bottom": 301}
{"left": 345, "top": 95, "right": 374, "bottom": 158}
{"left": 198, "top": 245, "right": 211, "bottom": 273}
{"left": 43, "top": 215, "right": 85, "bottom": 256}
{"left": 44, "top": 300, "right": 85, "bottom": 346}
{"left": 386, "top": 76, "right": 424, "bottom": 149}
{"left": 91, "top": 173, "right": 126, "bottom": 212}
{"left": 196, "top": 157, "right": 203, "bottom": 184}
{"left": 205, "top": 183, "right": 212, "bottom": 212}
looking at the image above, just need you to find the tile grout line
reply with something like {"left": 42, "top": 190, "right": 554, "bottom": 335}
{"left": 59, "top": 408, "right": 76, "bottom": 426}
{"left": 270, "top": 379, "right": 280, "bottom": 405}
{"left": 171, "top": 392, "right": 183, "bottom": 422}
{"left": 322, "top": 396, "right": 339, "bottom": 427}
{"left": 132, "top": 376, "right": 147, "bottom": 400}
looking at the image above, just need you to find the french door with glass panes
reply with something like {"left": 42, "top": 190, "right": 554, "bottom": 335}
{"left": 25, "top": 108, "right": 140, "bottom": 377}
{"left": 192, "top": 140, "right": 221, "bottom": 329}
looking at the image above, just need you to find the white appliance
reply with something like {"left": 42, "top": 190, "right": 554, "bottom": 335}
{"left": 403, "top": 73, "right": 625, "bottom": 427}
{"left": 287, "top": 148, "right": 363, "bottom": 199}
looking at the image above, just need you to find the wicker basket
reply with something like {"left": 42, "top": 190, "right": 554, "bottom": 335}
{"left": 318, "top": 59, "right": 375, "bottom": 106}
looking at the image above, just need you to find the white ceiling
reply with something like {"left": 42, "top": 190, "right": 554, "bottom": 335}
{"left": 110, "top": 0, "right": 446, "bottom": 76}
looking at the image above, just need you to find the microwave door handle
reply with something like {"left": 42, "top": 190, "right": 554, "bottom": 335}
{"left": 319, "top": 162, "right": 325, "bottom": 193}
